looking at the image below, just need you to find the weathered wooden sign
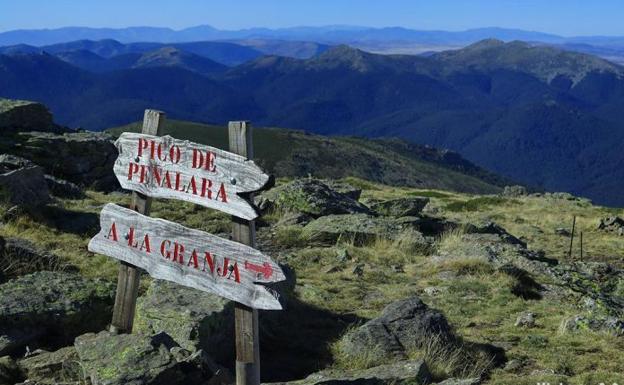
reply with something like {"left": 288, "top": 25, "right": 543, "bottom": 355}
{"left": 89, "top": 203, "right": 285, "bottom": 310}
{"left": 114, "top": 132, "right": 270, "bottom": 220}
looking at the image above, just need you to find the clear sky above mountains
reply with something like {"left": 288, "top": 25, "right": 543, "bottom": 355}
{"left": 1, "top": 0, "right": 623, "bottom": 36}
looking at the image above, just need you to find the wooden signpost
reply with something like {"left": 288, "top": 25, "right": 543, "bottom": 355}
{"left": 88, "top": 110, "right": 281, "bottom": 385}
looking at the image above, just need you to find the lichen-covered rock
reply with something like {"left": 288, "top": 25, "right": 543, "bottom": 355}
{"left": 0, "top": 99, "right": 59, "bottom": 132}
{"left": 514, "top": 312, "right": 536, "bottom": 328}
{"left": 75, "top": 331, "right": 182, "bottom": 385}
{"left": 15, "top": 131, "right": 117, "bottom": 191}
{"left": 0, "top": 271, "right": 115, "bottom": 355}
{"left": 259, "top": 179, "right": 371, "bottom": 217}
{"left": 371, "top": 197, "right": 430, "bottom": 217}
{"left": 301, "top": 214, "right": 416, "bottom": 245}
{"left": 339, "top": 297, "right": 456, "bottom": 362}
{"left": 134, "top": 280, "right": 232, "bottom": 362}
{"left": 74, "top": 331, "right": 225, "bottom": 385}
{"left": 18, "top": 347, "right": 81, "bottom": 384}
{"left": 272, "top": 360, "right": 431, "bottom": 385}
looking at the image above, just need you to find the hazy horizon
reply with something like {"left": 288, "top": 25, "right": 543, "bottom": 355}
{"left": 2, "top": 0, "right": 624, "bottom": 36}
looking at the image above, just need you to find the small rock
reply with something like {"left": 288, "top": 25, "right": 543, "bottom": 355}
{"left": 336, "top": 248, "right": 350, "bottom": 263}
{"left": 503, "top": 358, "right": 524, "bottom": 372}
{"left": 423, "top": 286, "right": 441, "bottom": 296}
{"left": 295, "top": 360, "right": 431, "bottom": 385}
{"left": 339, "top": 296, "right": 456, "bottom": 362}
{"left": 436, "top": 378, "right": 481, "bottom": 385}
{"left": 515, "top": 312, "right": 536, "bottom": 328}
{"left": 18, "top": 346, "right": 80, "bottom": 384}
{"left": 276, "top": 212, "right": 313, "bottom": 227}
{"left": 555, "top": 228, "right": 571, "bottom": 236}
{"left": 323, "top": 265, "right": 343, "bottom": 274}
{"left": 352, "top": 264, "right": 365, "bottom": 276}
{"left": 371, "top": 197, "right": 430, "bottom": 217}
{"left": 322, "top": 180, "right": 362, "bottom": 201}
{"left": 502, "top": 185, "right": 528, "bottom": 197}
{"left": 44, "top": 175, "right": 85, "bottom": 199}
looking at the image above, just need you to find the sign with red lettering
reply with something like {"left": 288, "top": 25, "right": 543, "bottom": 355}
{"left": 88, "top": 203, "right": 285, "bottom": 310}
{"left": 114, "top": 132, "right": 270, "bottom": 220}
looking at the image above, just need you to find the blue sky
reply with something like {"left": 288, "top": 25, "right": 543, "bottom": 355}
{"left": 1, "top": 0, "right": 622, "bottom": 36}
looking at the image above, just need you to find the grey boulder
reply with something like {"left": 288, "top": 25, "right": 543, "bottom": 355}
{"left": 0, "top": 271, "right": 115, "bottom": 355}
{"left": 371, "top": 197, "right": 430, "bottom": 217}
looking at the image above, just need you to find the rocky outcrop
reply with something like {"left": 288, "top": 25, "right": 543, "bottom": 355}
{"left": 15, "top": 131, "right": 117, "bottom": 191}
{"left": 258, "top": 179, "right": 371, "bottom": 217}
{"left": 338, "top": 297, "right": 456, "bottom": 362}
{"left": 134, "top": 280, "right": 233, "bottom": 362}
{"left": 597, "top": 216, "right": 624, "bottom": 236}
{"left": 301, "top": 214, "right": 420, "bottom": 245}
{"left": 371, "top": 197, "right": 430, "bottom": 217}
{"left": 44, "top": 174, "right": 85, "bottom": 199}
{"left": 273, "top": 360, "right": 431, "bottom": 385}
{"left": 321, "top": 180, "right": 362, "bottom": 200}
{"left": 0, "top": 154, "right": 51, "bottom": 206}
{"left": 0, "top": 271, "right": 115, "bottom": 356}
{"left": 0, "top": 99, "right": 60, "bottom": 133}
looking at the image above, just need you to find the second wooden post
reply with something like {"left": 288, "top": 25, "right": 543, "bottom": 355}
{"left": 110, "top": 109, "right": 166, "bottom": 334}
{"left": 229, "top": 121, "right": 261, "bottom": 385}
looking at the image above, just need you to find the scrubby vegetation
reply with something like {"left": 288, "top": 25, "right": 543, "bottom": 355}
{"left": 2, "top": 176, "right": 623, "bottom": 384}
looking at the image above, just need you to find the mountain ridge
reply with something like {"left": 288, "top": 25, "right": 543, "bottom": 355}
{"left": 1, "top": 39, "right": 623, "bottom": 205}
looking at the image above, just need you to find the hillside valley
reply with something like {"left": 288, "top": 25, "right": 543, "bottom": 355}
{"left": 1, "top": 39, "right": 624, "bottom": 205}
{"left": 0, "top": 100, "right": 623, "bottom": 385}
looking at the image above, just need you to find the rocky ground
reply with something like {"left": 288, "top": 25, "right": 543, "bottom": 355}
{"left": 0, "top": 99, "right": 623, "bottom": 384}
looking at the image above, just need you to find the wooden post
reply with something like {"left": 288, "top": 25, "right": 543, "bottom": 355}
{"left": 229, "top": 121, "right": 261, "bottom": 385}
{"left": 110, "top": 109, "right": 165, "bottom": 334}
{"left": 568, "top": 216, "right": 576, "bottom": 259}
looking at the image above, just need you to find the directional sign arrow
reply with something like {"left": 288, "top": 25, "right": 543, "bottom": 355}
{"left": 244, "top": 261, "right": 274, "bottom": 280}
{"left": 113, "top": 132, "right": 271, "bottom": 220}
{"left": 88, "top": 203, "right": 285, "bottom": 310}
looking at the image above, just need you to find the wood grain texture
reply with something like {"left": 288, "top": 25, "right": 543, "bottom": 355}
{"left": 230, "top": 121, "right": 261, "bottom": 385}
{"left": 114, "top": 132, "right": 270, "bottom": 220}
{"left": 111, "top": 109, "right": 165, "bottom": 333}
{"left": 88, "top": 203, "right": 284, "bottom": 310}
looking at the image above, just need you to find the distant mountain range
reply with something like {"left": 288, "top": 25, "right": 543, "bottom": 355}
{"left": 2, "top": 25, "right": 624, "bottom": 63}
{"left": 1, "top": 32, "right": 624, "bottom": 206}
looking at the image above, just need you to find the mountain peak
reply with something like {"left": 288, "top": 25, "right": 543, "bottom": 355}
{"left": 464, "top": 38, "right": 506, "bottom": 50}
{"left": 311, "top": 45, "right": 376, "bottom": 71}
